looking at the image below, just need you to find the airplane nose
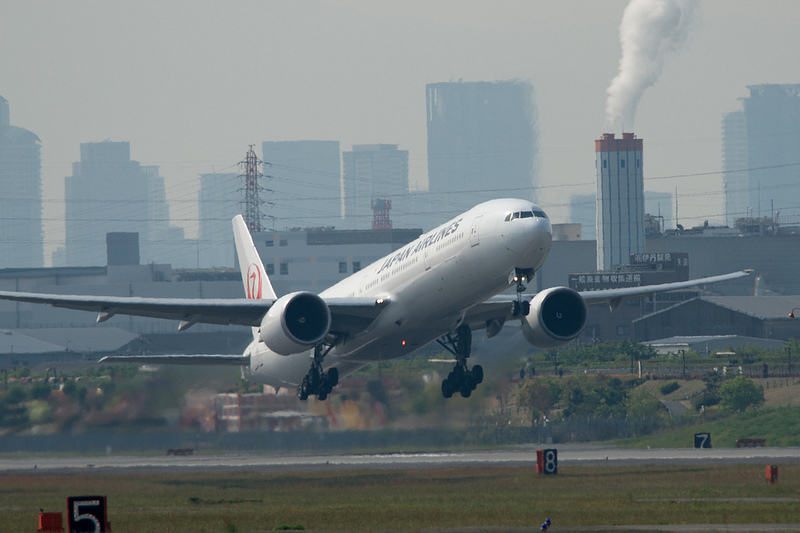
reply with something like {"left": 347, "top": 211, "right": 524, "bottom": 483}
{"left": 511, "top": 217, "right": 552, "bottom": 269}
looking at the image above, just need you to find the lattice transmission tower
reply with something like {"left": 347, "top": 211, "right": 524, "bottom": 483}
{"left": 238, "top": 145, "right": 265, "bottom": 232}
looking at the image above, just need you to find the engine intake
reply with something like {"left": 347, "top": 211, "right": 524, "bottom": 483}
{"left": 521, "top": 287, "right": 587, "bottom": 349}
{"left": 259, "top": 292, "right": 331, "bottom": 355}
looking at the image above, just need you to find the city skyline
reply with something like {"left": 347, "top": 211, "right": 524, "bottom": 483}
{"left": 2, "top": 1, "right": 799, "bottom": 266}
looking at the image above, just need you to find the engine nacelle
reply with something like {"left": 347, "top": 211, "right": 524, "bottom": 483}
{"left": 521, "top": 286, "right": 588, "bottom": 349}
{"left": 259, "top": 292, "right": 331, "bottom": 355}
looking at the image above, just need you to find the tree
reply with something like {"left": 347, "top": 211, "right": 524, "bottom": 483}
{"left": 517, "top": 377, "right": 561, "bottom": 422}
{"left": 718, "top": 376, "right": 764, "bottom": 413}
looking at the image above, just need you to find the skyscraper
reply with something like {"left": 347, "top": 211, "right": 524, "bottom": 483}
{"left": 64, "top": 141, "right": 172, "bottom": 266}
{"left": 426, "top": 80, "right": 537, "bottom": 226}
{"left": 262, "top": 141, "right": 341, "bottom": 230}
{"left": 596, "top": 133, "right": 645, "bottom": 271}
{"left": 721, "top": 110, "right": 748, "bottom": 225}
{"left": 198, "top": 172, "right": 239, "bottom": 268}
{"left": 0, "top": 96, "right": 43, "bottom": 268}
{"left": 342, "top": 144, "right": 409, "bottom": 230}
{"left": 723, "top": 85, "right": 800, "bottom": 225}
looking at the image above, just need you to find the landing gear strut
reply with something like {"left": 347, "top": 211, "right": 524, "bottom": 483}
{"left": 513, "top": 268, "right": 533, "bottom": 317}
{"left": 297, "top": 343, "right": 339, "bottom": 401}
{"left": 438, "top": 325, "right": 483, "bottom": 399}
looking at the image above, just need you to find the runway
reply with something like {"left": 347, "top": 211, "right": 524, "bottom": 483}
{"left": 2, "top": 444, "right": 799, "bottom": 473}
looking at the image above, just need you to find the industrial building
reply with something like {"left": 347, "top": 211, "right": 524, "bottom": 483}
{"left": 634, "top": 296, "right": 800, "bottom": 342}
{"left": 425, "top": 80, "right": 537, "bottom": 229}
{"left": 595, "top": 132, "right": 645, "bottom": 271}
{"left": 0, "top": 95, "right": 43, "bottom": 269}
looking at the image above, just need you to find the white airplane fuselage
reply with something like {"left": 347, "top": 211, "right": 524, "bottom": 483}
{"left": 244, "top": 198, "right": 552, "bottom": 388}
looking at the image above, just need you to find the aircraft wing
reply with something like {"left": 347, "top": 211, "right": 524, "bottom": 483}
{"left": 99, "top": 354, "right": 250, "bottom": 365}
{"left": 463, "top": 269, "right": 753, "bottom": 328}
{"left": 0, "top": 290, "right": 388, "bottom": 335}
{"left": 578, "top": 269, "right": 753, "bottom": 310}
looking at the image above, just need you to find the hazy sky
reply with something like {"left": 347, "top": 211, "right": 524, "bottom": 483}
{"left": 2, "top": 0, "right": 799, "bottom": 264}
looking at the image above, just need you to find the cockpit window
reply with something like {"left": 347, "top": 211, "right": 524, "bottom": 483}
{"left": 504, "top": 209, "right": 549, "bottom": 221}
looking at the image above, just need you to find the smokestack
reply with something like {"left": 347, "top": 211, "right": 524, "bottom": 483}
{"left": 605, "top": 0, "right": 698, "bottom": 130}
{"left": 596, "top": 132, "right": 645, "bottom": 271}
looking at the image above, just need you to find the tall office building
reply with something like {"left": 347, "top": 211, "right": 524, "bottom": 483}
{"left": 64, "top": 141, "right": 172, "bottom": 266}
{"left": 262, "top": 141, "right": 341, "bottom": 230}
{"left": 198, "top": 172, "right": 239, "bottom": 268}
{"left": 721, "top": 110, "right": 748, "bottom": 225}
{"left": 596, "top": 133, "right": 645, "bottom": 271}
{"left": 426, "top": 80, "right": 537, "bottom": 226}
{"left": 723, "top": 85, "right": 800, "bottom": 224}
{"left": 342, "top": 144, "right": 409, "bottom": 230}
{"left": 0, "top": 96, "right": 43, "bottom": 268}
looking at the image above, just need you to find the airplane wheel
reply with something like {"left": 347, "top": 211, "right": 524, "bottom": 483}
{"left": 297, "top": 378, "right": 310, "bottom": 401}
{"left": 441, "top": 378, "right": 453, "bottom": 399}
{"left": 460, "top": 384, "right": 472, "bottom": 398}
{"left": 328, "top": 368, "right": 339, "bottom": 388}
{"left": 472, "top": 365, "right": 484, "bottom": 385}
{"left": 317, "top": 390, "right": 328, "bottom": 401}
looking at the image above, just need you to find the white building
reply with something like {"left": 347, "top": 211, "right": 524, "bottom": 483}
{"left": 252, "top": 226, "right": 421, "bottom": 294}
{"left": 595, "top": 133, "right": 645, "bottom": 271}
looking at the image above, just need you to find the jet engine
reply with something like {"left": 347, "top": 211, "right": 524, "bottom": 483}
{"left": 521, "top": 287, "right": 587, "bottom": 349}
{"left": 259, "top": 292, "right": 331, "bottom": 355}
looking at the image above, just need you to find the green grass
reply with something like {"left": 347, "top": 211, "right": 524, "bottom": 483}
{"left": 2, "top": 464, "right": 799, "bottom": 532}
{"left": 615, "top": 406, "right": 800, "bottom": 448}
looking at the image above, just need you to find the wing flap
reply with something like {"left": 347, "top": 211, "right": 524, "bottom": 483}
{"left": 99, "top": 354, "right": 250, "bottom": 366}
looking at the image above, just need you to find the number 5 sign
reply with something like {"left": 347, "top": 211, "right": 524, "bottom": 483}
{"left": 67, "top": 496, "right": 109, "bottom": 533}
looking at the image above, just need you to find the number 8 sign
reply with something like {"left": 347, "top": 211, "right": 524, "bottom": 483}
{"left": 536, "top": 449, "right": 558, "bottom": 475}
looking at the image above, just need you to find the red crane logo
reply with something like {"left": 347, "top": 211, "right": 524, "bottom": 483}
{"left": 246, "top": 263, "right": 262, "bottom": 299}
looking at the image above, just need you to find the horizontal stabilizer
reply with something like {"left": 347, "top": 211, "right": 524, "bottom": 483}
{"left": 99, "top": 354, "right": 250, "bottom": 366}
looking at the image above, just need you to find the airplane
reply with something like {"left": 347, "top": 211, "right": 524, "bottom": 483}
{"left": 0, "top": 198, "right": 751, "bottom": 401}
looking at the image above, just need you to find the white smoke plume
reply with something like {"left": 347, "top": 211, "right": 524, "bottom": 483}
{"left": 605, "top": 0, "right": 699, "bottom": 130}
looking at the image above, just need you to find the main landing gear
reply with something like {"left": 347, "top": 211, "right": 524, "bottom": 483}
{"left": 297, "top": 344, "right": 339, "bottom": 401}
{"left": 438, "top": 324, "right": 483, "bottom": 399}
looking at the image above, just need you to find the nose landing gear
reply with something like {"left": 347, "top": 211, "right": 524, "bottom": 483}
{"left": 437, "top": 325, "right": 484, "bottom": 399}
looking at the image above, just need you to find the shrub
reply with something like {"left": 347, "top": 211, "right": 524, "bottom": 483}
{"left": 660, "top": 381, "right": 680, "bottom": 395}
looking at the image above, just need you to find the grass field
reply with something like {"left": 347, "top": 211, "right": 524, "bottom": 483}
{"left": 1, "top": 463, "right": 799, "bottom": 532}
